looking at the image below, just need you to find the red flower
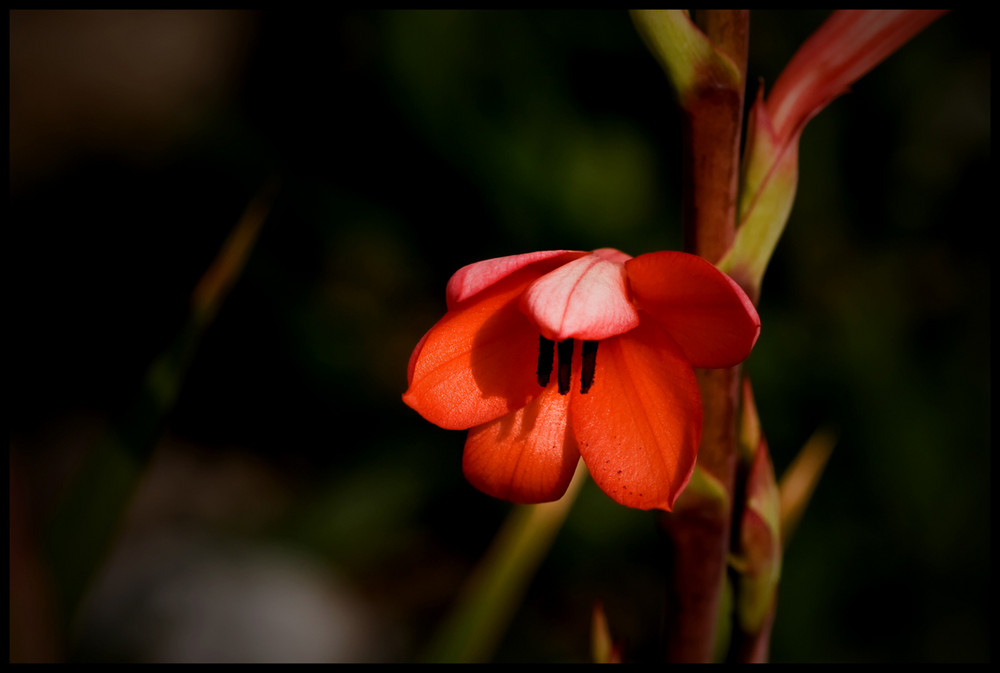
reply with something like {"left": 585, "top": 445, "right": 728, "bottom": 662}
{"left": 403, "top": 248, "right": 760, "bottom": 510}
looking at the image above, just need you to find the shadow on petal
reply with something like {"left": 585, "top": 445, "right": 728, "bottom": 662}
{"left": 404, "top": 273, "right": 540, "bottom": 430}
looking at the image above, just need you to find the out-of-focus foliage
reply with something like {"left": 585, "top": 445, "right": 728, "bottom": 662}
{"left": 10, "top": 10, "right": 989, "bottom": 663}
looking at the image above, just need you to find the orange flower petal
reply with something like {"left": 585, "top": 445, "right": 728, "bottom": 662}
{"left": 571, "top": 322, "right": 701, "bottom": 511}
{"left": 463, "top": 383, "right": 580, "bottom": 504}
{"left": 626, "top": 251, "right": 760, "bottom": 369}
{"left": 520, "top": 254, "right": 641, "bottom": 341}
{"left": 403, "top": 275, "right": 542, "bottom": 430}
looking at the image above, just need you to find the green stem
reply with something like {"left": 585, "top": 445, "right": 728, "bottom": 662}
{"left": 422, "top": 463, "right": 587, "bottom": 663}
{"left": 42, "top": 181, "right": 275, "bottom": 633}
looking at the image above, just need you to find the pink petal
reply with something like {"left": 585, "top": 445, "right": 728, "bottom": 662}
{"left": 403, "top": 273, "right": 543, "bottom": 430}
{"left": 520, "top": 254, "right": 641, "bottom": 342}
{"left": 571, "top": 322, "right": 701, "bottom": 511}
{"left": 626, "top": 251, "right": 759, "bottom": 369}
{"left": 446, "top": 250, "right": 587, "bottom": 309}
{"left": 463, "top": 384, "right": 580, "bottom": 504}
{"left": 592, "top": 247, "right": 634, "bottom": 264}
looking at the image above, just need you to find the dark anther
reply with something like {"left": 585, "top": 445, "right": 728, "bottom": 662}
{"left": 536, "top": 336, "right": 554, "bottom": 387}
{"left": 557, "top": 339, "right": 574, "bottom": 395}
{"left": 580, "top": 340, "right": 598, "bottom": 393}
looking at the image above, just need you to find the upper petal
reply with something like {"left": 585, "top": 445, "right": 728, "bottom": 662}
{"left": 571, "top": 321, "right": 702, "bottom": 511}
{"left": 592, "top": 247, "right": 634, "bottom": 264}
{"left": 404, "top": 272, "right": 543, "bottom": 430}
{"left": 446, "top": 250, "right": 587, "bottom": 309}
{"left": 626, "top": 251, "right": 760, "bottom": 369}
{"left": 520, "top": 253, "right": 641, "bottom": 342}
{"left": 463, "top": 384, "right": 580, "bottom": 504}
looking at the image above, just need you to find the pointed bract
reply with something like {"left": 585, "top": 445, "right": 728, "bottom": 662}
{"left": 768, "top": 10, "right": 948, "bottom": 142}
{"left": 722, "top": 10, "right": 946, "bottom": 300}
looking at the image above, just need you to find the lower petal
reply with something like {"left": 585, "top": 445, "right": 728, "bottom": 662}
{"left": 463, "top": 385, "right": 580, "bottom": 504}
{"left": 572, "top": 322, "right": 702, "bottom": 511}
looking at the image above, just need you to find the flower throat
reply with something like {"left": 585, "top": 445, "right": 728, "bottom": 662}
{"left": 536, "top": 336, "right": 598, "bottom": 395}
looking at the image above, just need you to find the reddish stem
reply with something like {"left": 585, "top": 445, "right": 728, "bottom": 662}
{"left": 681, "top": 10, "right": 748, "bottom": 265}
{"left": 661, "top": 9, "right": 748, "bottom": 663}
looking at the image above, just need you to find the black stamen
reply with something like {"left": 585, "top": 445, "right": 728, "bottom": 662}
{"left": 581, "top": 340, "right": 598, "bottom": 393}
{"left": 557, "top": 339, "right": 574, "bottom": 395}
{"left": 536, "top": 336, "right": 554, "bottom": 387}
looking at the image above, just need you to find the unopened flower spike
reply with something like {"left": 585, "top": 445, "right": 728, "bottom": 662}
{"left": 403, "top": 248, "right": 760, "bottom": 511}
{"left": 720, "top": 10, "right": 947, "bottom": 298}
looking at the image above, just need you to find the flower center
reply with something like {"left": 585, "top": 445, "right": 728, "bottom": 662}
{"left": 536, "top": 336, "right": 598, "bottom": 395}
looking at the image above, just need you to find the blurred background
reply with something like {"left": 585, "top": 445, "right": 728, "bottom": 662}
{"left": 9, "top": 10, "right": 990, "bottom": 663}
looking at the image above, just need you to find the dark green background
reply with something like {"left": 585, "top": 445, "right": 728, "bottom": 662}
{"left": 10, "top": 10, "right": 990, "bottom": 663}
